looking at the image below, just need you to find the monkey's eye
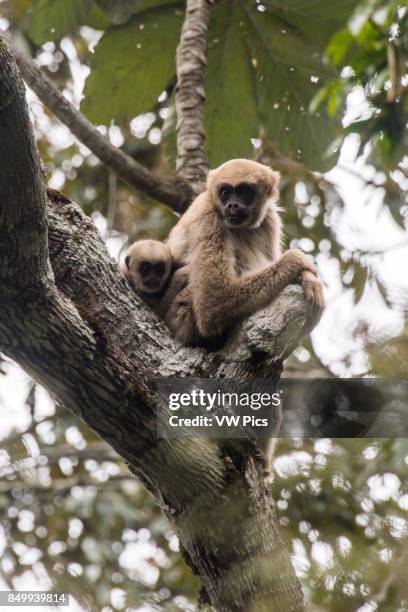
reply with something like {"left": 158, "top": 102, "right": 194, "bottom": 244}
{"left": 219, "top": 185, "right": 232, "bottom": 203}
{"left": 154, "top": 262, "right": 165, "bottom": 277}
{"left": 139, "top": 261, "right": 152, "bottom": 276}
{"left": 236, "top": 183, "right": 256, "bottom": 205}
{"left": 125, "top": 255, "right": 131, "bottom": 269}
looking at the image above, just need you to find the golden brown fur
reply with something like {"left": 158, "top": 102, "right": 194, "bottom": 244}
{"left": 165, "top": 159, "right": 324, "bottom": 476}
{"left": 167, "top": 159, "right": 323, "bottom": 341}
{"left": 122, "top": 240, "right": 173, "bottom": 315}
{"left": 161, "top": 266, "right": 202, "bottom": 346}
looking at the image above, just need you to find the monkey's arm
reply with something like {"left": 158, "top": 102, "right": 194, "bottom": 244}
{"left": 161, "top": 267, "right": 201, "bottom": 346}
{"left": 301, "top": 270, "right": 325, "bottom": 331}
{"left": 161, "top": 266, "right": 189, "bottom": 314}
{"left": 191, "top": 237, "right": 318, "bottom": 338}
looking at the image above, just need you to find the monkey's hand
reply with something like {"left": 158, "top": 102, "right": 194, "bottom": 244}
{"left": 301, "top": 270, "right": 325, "bottom": 332}
{"left": 280, "top": 248, "right": 317, "bottom": 279}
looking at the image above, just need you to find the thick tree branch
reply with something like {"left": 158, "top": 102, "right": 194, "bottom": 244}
{"left": 175, "top": 0, "right": 212, "bottom": 191}
{"left": 8, "top": 37, "right": 194, "bottom": 212}
{"left": 0, "top": 36, "right": 51, "bottom": 287}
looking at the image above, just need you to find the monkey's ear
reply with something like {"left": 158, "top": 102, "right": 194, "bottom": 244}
{"left": 206, "top": 169, "right": 216, "bottom": 189}
{"left": 125, "top": 255, "right": 130, "bottom": 269}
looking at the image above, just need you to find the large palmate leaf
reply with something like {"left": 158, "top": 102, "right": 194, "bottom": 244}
{"left": 81, "top": 4, "right": 183, "bottom": 124}
{"left": 203, "top": 0, "right": 355, "bottom": 171}
{"left": 204, "top": 1, "right": 259, "bottom": 166}
{"left": 29, "top": 0, "right": 93, "bottom": 44}
{"left": 78, "top": 0, "right": 353, "bottom": 171}
{"left": 243, "top": 3, "right": 340, "bottom": 171}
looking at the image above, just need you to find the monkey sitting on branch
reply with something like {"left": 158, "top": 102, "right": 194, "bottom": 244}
{"left": 164, "top": 159, "right": 324, "bottom": 346}
{"left": 122, "top": 161, "right": 324, "bottom": 478}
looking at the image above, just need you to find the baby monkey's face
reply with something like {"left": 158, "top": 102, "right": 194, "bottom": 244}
{"left": 137, "top": 259, "right": 167, "bottom": 293}
{"left": 124, "top": 239, "right": 172, "bottom": 295}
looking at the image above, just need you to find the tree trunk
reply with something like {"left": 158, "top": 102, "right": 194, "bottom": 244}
{"left": 0, "top": 34, "right": 309, "bottom": 611}
{"left": 175, "top": 0, "right": 212, "bottom": 191}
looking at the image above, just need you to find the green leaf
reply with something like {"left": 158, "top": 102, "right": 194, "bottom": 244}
{"left": 263, "top": 0, "right": 356, "bottom": 47}
{"left": 326, "top": 28, "right": 354, "bottom": 65}
{"left": 310, "top": 80, "right": 343, "bottom": 118}
{"left": 10, "top": 0, "right": 32, "bottom": 25}
{"left": 95, "top": 0, "right": 180, "bottom": 23}
{"left": 132, "top": 0, "right": 184, "bottom": 12}
{"left": 81, "top": 5, "right": 183, "bottom": 124}
{"left": 242, "top": 1, "right": 341, "bottom": 171}
{"left": 309, "top": 82, "right": 332, "bottom": 114}
{"left": 203, "top": 0, "right": 354, "bottom": 170}
{"left": 95, "top": 0, "right": 142, "bottom": 24}
{"left": 205, "top": 1, "right": 259, "bottom": 166}
{"left": 387, "top": 191, "right": 406, "bottom": 229}
{"left": 343, "top": 118, "right": 373, "bottom": 135}
{"left": 352, "top": 264, "right": 368, "bottom": 304}
{"left": 29, "top": 0, "right": 92, "bottom": 44}
{"left": 348, "top": 0, "right": 383, "bottom": 36}
{"left": 84, "top": 2, "right": 112, "bottom": 30}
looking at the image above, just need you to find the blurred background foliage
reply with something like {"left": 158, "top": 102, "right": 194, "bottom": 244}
{"left": 0, "top": 0, "right": 407, "bottom": 609}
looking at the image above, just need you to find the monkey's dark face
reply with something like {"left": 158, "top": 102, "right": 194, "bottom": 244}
{"left": 123, "top": 239, "right": 172, "bottom": 296}
{"left": 217, "top": 182, "right": 257, "bottom": 228}
{"left": 208, "top": 159, "right": 280, "bottom": 230}
{"left": 138, "top": 259, "right": 167, "bottom": 293}
{"left": 126, "top": 258, "right": 168, "bottom": 294}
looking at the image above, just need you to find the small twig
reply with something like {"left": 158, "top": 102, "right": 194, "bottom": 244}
{"left": 372, "top": 568, "right": 398, "bottom": 603}
{"left": 386, "top": 43, "right": 400, "bottom": 102}
{"left": 353, "top": 239, "right": 408, "bottom": 258}
{"left": 338, "top": 163, "right": 403, "bottom": 196}
{"left": 0, "top": 404, "right": 63, "bottom": 449}
{"left": 175, "top": 0, "right": 212, "bottom": 192}
{"left": 0, "top": 472, "right": 133, "bottom": 494}
{"left": 0, "top": 441, "right": 122, "bottom": 478}
{"left": 259, "top": 140, "right": 338, "bottom": 199}
{"left": 260, "top": 141, "right": 312, "bottom": 177}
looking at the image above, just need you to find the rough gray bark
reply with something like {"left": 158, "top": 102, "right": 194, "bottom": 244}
{"left": 175, "top": 0, "right": 212, "bottom": 192}
{"left": 0, "top": 39, "right": 51, "bottom": 287}
{"left": 10, "top": 38, "right": 194, "bottom": 212}
{"left": 0, "top": 34, "right": 309, "bottom": 611}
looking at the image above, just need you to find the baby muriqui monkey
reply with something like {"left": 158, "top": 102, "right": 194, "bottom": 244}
{"left": 122, "top": 239, "right": 200, "bottom": 342}
{"left": 122, "top": 239, "right": 173, "bottom": 315}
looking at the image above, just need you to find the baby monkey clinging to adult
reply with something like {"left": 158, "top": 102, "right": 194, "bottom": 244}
{"left": 122, "top": 239, "right": 173, "bottom": 315}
